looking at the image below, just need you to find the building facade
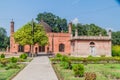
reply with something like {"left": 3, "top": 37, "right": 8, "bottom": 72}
{"left": 10, "top": 20, "right": 111, "bottom": 57}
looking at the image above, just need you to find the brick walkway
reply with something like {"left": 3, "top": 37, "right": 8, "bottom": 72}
{"left": 13, "top": 56, "right": 58, "bottom": 80}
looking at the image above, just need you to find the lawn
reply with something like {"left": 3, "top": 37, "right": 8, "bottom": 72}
{"left": 0, "top": 63, "right": 25, "bottom": 80}
{"left": 53, "top": 63, "right": 120, "bottom": 80}
{"left": 0, "top": 53, "right": 32, "bottom": 80}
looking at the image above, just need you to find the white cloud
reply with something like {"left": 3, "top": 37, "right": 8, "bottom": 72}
{"left": 72, "top": 18, "right": 79, "bottom": 25}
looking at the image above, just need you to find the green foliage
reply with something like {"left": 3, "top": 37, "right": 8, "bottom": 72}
{"left": 14, "top": 22, "right": 48, "bottom": 46}
{"left": 10, "top": 57, "right": 18, "bottom": 63}
{"left": 60, "top": 61, "right": 69, "bottom": 69}
{"left": 61, "top": 55, "right": 69, "bottom": 62}
{"left": 56, "top": 53, "right": 62, "bottom": 58}
{"left": 84, "top": 72, "right": 96, "bottom": 80}
{"left": 36, "top": 12, "right": 67, "bottom": 32}
{"left": 20, "top": 53, "right": 28, "bottom": 59}
{"left": 0, "top": 53, "right": 5, "bottom": 58}
{"left": 112, "top": 31, "right": 120, "bottom": 45}
{"left": 0, "top": 58, "right": 9, "bottom": 66}
{"left": 100, "top": 55, "right": 106, "bottom": 57}
{"left": 0, "top": 27, "right": 9, "bottom": 50}
{"left": 59, "top": 55, "right": 72, "bottom": 69}
{"left": 72, "top": 23, "right": 107, "bottom": 36}
{"left": 6, "top": 63, "right": 20, "bottom": 70}
{"left": 112, "top": 45, "right": 120, "bottom": 57}
{"left": 72, "top": 64, "right": 84, "bottom": 77}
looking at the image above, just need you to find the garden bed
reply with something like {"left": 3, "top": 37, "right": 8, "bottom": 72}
{"left": 52, "top": 63, "right": 120, "bottom": 80}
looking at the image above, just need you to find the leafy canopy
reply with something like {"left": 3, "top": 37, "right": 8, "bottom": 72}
{"left": 14, "top": 22, "right": 48, "bottom": 46}
{"left": 112, "top": 31, "right": 120, "bottom": 45}
{"left": 0, "top": 27, "right": 9, "bottom": 49}
{"left": 36, "top": 12, "right": 67, "bottom": 32}
{"left": 72, "top": 23, "right": 107, "bottom": 36}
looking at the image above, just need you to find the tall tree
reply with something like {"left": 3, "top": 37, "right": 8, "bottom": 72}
{"left": 14, "top": 22, "right": 48, "bottom": 53}
{"left": 112, "top": 31, "right": 120, "bottom": 45}
{"left": 72, "top": 23, "right": 107, "bottom": 36}
{"left": 36, "top": 12, "right": 67, "bottom": 32}
{"left": 0, "top": 27, "right": 9, "bottom": 50}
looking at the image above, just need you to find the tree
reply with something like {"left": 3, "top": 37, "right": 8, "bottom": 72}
{"left": 72, "top": 23, "right": 107, "bottom": 36}
{"left": 112, "top": 31, "right": 120, "bottom": 45}
{"left": 36, "top": 12, "right": 67, "bottom": 32}
{"left": 0, "top": 27, "right": 9, "bottom": 51}
{"left": 14, "top": 21, "right": 48, "bottom": 53}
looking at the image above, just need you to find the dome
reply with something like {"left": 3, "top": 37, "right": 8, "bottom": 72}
{"left": 40, "top": 20, "right": 52, "bottom": 32}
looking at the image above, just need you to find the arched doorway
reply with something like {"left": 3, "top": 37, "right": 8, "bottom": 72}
{"left": 59, "top": 43, "right": 65, "bottom": 52}
{"left": 90, "top": 42, "right": 96, "bottom": 56}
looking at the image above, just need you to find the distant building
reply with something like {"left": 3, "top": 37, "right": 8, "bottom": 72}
{"left": 10, "top": 20, "right": 111, "bottom": 57}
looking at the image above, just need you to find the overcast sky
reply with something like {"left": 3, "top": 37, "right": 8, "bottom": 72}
{"left": 0, "top": 0, "right": 120, "bottom": 35}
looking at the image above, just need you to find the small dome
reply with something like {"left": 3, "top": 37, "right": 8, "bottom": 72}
{"left": 40, "top": 20, "right": 52, "bottom": 32}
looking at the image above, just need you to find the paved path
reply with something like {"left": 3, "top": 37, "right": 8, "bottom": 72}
{"left": 13, "top": 56, "right": 58, "bottom": 80}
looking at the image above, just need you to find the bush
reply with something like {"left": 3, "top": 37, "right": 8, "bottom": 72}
{"left": 60, "top": 61, "right": 69, "bottom": 69}
{"left": 61, "top": 55, "right": 69, "bottom": 62}
{"left": 72, "top": 64, "right": 84, "bottom": 77}
{"left": 20, "top": 53, "right": 27, "bottom": 59}
{"left": 56, "top": 53, "right": 62, "bottom": 58}
{"left": 10, "top": 57, "right": 18, "bottom": 63}
{"left": 84, "top": 72, "right": 96, "bottom": 80}
{"left": 112, "top": 45, "right": 120, "bottom": 57}
{"left": 0, "top": 58, "right": 9, "bottom": 66}
{"left": 0, "top": 53, "right": 5, "bottom": 58}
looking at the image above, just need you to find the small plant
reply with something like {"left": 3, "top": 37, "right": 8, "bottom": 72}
{"left": 84, "top": 72, "right": 96, "bottom": 80}
{"left": 0, "top": 53, "right": 5, "bottom": 58}
{"left": 20, "top": 53, "right": 28, "bottom": 59}
{"left": 72, "top": 64, "right": 84, "bottom": 77}
{"left": 56, "top": 53, "right": 62, "bottom": 58}
{"left": 10, "top": 57, "right": 18, "bottom": 63}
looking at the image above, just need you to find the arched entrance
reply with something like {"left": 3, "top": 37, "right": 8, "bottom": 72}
{"left": 90, "top": 42, "right": 96, "bottom": 56}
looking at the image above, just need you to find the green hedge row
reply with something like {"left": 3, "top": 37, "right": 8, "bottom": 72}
{"left": 50, "top": 56, "right": 120, "bottom": 64}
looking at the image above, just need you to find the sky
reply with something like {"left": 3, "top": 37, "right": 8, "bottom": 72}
{"left": 0, "top": 0, "right": 120, "bottom": 36}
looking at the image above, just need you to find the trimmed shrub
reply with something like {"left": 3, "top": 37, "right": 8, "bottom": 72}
{"left": 10, "top": 57, "right": 18, "bottom": 63}
{"left": 56, "top": 53, "right": 62, "bottom": 58}
{"left": 20, "top": 53, "right": 28, "bottom": 59}
{"left": 60, "top": 55, "right": 72, "bottom": 69}
{"left": 0, "top": 53, "right": 5, "bottom": 58}
{"left": 84, "top": 72, "right": 96, "bottom": 80}
{"left": 0, "top": 58, "right": 9, "bottom": 66}
{"left": 60, "top": 61, "right": 69, "bottom": 69}
{"left": 72, "top": 64, "right": 84, "bottom": 77}
{"left": 61, "top": 55, "right": 69, "bottom": 62}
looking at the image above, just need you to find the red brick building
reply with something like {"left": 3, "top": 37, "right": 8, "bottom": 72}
{"left": 10, "top": 20, "right": 111, "bottom": 57}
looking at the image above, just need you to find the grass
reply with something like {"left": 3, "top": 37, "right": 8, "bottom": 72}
{"left": 53, "top": 63, "right": 120, "bottom": 80}
{"left": 0, "top": 64, "right": 25, "bottom": 80}
{"left": 0, "top": 57, "right": 32, "bottom": 80}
